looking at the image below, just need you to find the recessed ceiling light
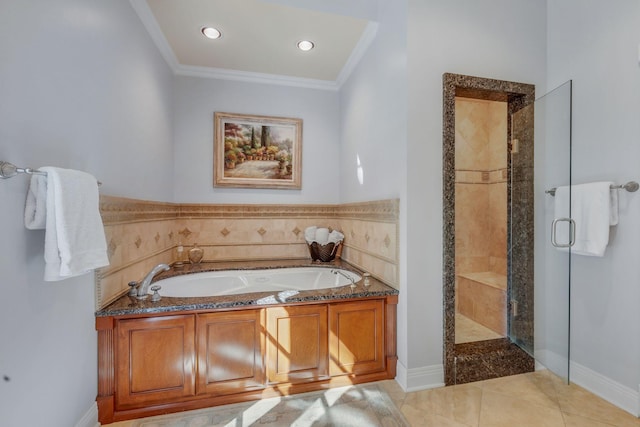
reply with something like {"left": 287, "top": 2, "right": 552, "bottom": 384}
{"left": 297, "top": 40, "right": 315, "bottom": 51}
{"left": 201, "top": 26, "right": 221, "bottom": 40}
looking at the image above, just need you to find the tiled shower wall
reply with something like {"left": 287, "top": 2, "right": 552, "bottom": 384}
{"left": 454, "top": 97, "right": 507, "bottom": 277}
{"left": 96, "top": 196, "right": 399, "bottom": 309}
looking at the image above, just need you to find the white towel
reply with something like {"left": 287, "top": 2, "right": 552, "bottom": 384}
{"left": 24, "top": 173, "right": 47, "bottom": 229}
{"left": 554, "top": 182, "right": 617, "bottom": 257}
{"left": 327, "top": 230, "right": 344, "bottom": 244}
{"left": 25, "top": 167, "right": 109, "bottom": 281}
{"left": 304, "top": 226, "right": 317, "bottom": 243}
{"left": 315, "top": 228, "right": 330, "bottom": 245}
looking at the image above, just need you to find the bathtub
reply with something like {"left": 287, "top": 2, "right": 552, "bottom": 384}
{"left": 96, "top": 262, "right": 398, "bottom": 423}
{"left": 151, "top": 267, "right": 362, "bottom": 298}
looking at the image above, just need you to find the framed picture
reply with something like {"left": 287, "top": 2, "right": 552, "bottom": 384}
{"left": 214, "top": 112, "right": 302, "bottom": 189}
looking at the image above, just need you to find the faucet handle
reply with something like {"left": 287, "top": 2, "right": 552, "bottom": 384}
{"left": 128, "top": 281, "right": 139, "bottom": 297}
{"left": 150, "top": 285, "right": 162, "bottom": 302}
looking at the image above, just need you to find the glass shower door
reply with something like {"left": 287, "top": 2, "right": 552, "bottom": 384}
{"left": 509, "top": 80, "right": 572, "bottom": 382}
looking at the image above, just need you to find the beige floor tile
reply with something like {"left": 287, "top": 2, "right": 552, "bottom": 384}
{"left": 562, "top": 411, "right": 623, "bottom": 427}
{"left": 379, "top": 379, "right": 408, "bottom": 408}
{"left": 400, "top": 405, "right": 475, "bottom": 427}
{"left": 455, "top": 312, "right": 503, "bottom": 343}
{"left": 479, "top": 389, "right": 566, "bottom": 427}
{"left": 480, "top": 371, "right": 560, "bottom": 410}
{"left": 402, "top": 382, "right": 482, "bottom": 427}
{"left": 101, "top": 373, "right": 640, "bottom": 427}
{"left": 103, "top": 420, "right": 134, "bottom": 427}
{"left": 555, "top": 383, "right": 640, "bottom": 427}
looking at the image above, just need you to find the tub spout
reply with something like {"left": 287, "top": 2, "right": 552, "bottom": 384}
{"left": 136, "top": 263, "right": 170, "bottom": 299}
{"left": 331, "top": 269, "right": 356, "bottom": 288}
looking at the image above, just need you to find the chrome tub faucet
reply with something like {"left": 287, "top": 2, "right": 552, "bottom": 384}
{"left": 331, "top": 269, "right": 356, "bottom": 288}
{"left": 136, "top": 263, "right": 170, "bottom": 299}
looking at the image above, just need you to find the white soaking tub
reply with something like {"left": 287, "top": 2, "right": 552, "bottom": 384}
{"left": 152, "top": 267, "right": 362, "bottom": 297}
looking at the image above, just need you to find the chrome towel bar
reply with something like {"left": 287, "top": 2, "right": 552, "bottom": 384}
{"left": 0, "top": 161, "right": 102, "bottom": 186}
{"left": 545, "top": 181, "right": 639, "bottom": 196}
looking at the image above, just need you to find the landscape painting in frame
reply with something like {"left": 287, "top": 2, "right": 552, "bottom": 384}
{"left": 214, "top": 112, "right": 302, "bottom": 189}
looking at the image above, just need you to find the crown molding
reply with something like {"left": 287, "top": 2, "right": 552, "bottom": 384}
{"left": 129, "top": 0, "right": 180, "bottom": 70}
{"left": 336, "top": 21, "right": 379, "bottom": 87}
{"left": 173, "top": 64, "right": 340, "bottom": 91}
{"left": 130, "top": 0, "right": 375, "bottom": 91}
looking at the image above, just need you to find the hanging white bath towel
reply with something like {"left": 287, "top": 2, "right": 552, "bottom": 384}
{"left": 25, "top": 167, "right": 109, "bottom": 281}
{"left": 553, "top": 181, "right": 617, "bottom": 257}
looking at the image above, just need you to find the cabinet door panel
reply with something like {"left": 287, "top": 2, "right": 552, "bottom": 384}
{"left": 116, "top": 315, "right": 195, "bottom": 409}
{"left": 197, "top": 310, "right": 264, "bottom": 395}
{"left": 329, "top": 300, "right": 385, "bottom": 376}
{"left": 267, "top": 305, "right": 328, "bottom": 383}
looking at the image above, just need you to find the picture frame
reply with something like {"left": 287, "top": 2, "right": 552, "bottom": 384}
{"left": 214, "top": 112, "right": 302, "bottom": 189}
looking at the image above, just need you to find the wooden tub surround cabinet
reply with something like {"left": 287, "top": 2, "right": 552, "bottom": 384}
{"left": 95, "top": 261, "right": 398, "bottom": 423}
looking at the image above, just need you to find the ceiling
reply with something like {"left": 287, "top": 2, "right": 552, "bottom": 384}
{"left": 131, "top": 0, "right": 378, "bottom": 89}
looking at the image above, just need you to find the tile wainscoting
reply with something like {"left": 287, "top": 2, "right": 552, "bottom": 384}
{"left": 96, "top": 196, "right": 399, "bottom": 310}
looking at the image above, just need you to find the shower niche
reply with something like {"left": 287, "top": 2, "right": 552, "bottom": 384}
{"left": 443, "top": 73, "right": 535, "bottom": 385}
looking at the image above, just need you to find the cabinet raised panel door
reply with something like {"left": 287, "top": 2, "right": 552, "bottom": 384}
{"left": 266, "top": 305, "right": 328, "bottom": 384}
{"left": 197, "top": 310, "right": 265, "bottom": 395}
{"left": 115, "top": 315, "right": 195, "bottom": 409}
{"left": 329, "top": 300, "right": 385, "bottom": 376}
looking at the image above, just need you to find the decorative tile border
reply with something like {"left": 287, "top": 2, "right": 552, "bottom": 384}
{"left": 455, "top": 169, "right": 508, "bottom": 184}
{"left": 99, "top": 196, "right": 178, "bottom": 224}
{"left": 336, "top": 199, "right": 399, "bottom": 222}
{"left": 100, "top": 197, "right": 399, "bottom": 224}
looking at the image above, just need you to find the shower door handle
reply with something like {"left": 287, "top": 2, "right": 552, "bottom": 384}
{"left": 551, "top": 217, "right": 575, "bottom": 248}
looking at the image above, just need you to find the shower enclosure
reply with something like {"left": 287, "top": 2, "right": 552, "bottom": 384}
{"left": 443, "top": 74, "right": 572, "bottom": 385}
{"left": 526, "top": 80, "right": 572, "bottom": 382}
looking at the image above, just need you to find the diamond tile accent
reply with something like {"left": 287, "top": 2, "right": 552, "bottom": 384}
{"left": 257, "top": 227, "right": 267, "bottom": 236}
{"left": 384, "top": 235, "right": 391, "bottom": 248}
{"left": 220, "top": 227, "right": 230, "bottom": 237}
{"left": 134, "top": 236, "right": 142, "bottom": 249}
{"left": 154, "top": 232, "right": 160, "bottom": 244}
{"left": 107, "top": 238, "right": 117, "bottom": 259}
{"left": 365, "top": 233, "right": 370, "bottom": 243}
{"left": 169, "top": 231, "right": 174, "bottom": 240}
{"left": 292, "top": 227, "right": 301, "bottom": 236}
{"left": 179, "top": 227, "right": 192, "bottom": 238}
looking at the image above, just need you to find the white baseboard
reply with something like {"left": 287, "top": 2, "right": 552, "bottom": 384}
{"left": 396, "top": 361, "right": 444, "bottom": 392}
{"left": 397, "top": 352, "right": 639, "bottom": 418}
{"left": 75, "top": 402, "right": 99, "bottom": 427}
{"left": 570, "top": 361, "right": 640, "bottom": 418}
{"left": 534, "top": 348, "right": 569, "bottom": 378}
{"left": 536, "top": 348, "right": 638, "bottom": 417}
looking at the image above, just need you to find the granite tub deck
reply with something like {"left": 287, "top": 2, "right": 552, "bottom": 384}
{"left": 96, "top": 259, "right": 398, "bottom": 317}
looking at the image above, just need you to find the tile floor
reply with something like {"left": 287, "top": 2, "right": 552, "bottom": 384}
{"left": 382, "top": 370, "right": 640, "bottom": 427}
{"left": 105, "top": 370, "right": 640, "bottom": 427}
{"left": 455, "top": 312, "right": 503, "bottom": 344}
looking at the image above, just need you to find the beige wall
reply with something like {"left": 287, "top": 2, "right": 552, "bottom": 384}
{"left": 97, "top": 197, "right": 399, "bottom": 309}
{"left": 454, "top": 97, "right": 507, "bottom": 277}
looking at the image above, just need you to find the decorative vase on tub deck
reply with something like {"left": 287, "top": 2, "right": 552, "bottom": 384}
{"left": 188, "top": 243, "right": 203, "bottom": 264}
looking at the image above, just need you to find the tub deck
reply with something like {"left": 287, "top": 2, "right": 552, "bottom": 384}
{"left": 96, "top": 259, "right": 398, "bottom": 317}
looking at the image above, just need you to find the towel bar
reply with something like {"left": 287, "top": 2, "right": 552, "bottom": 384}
{"left": 545, "top": 181, "right": 639, "bottom": 196}
{"left": 0, "top": 161, "right": 102, "bottom": 186}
